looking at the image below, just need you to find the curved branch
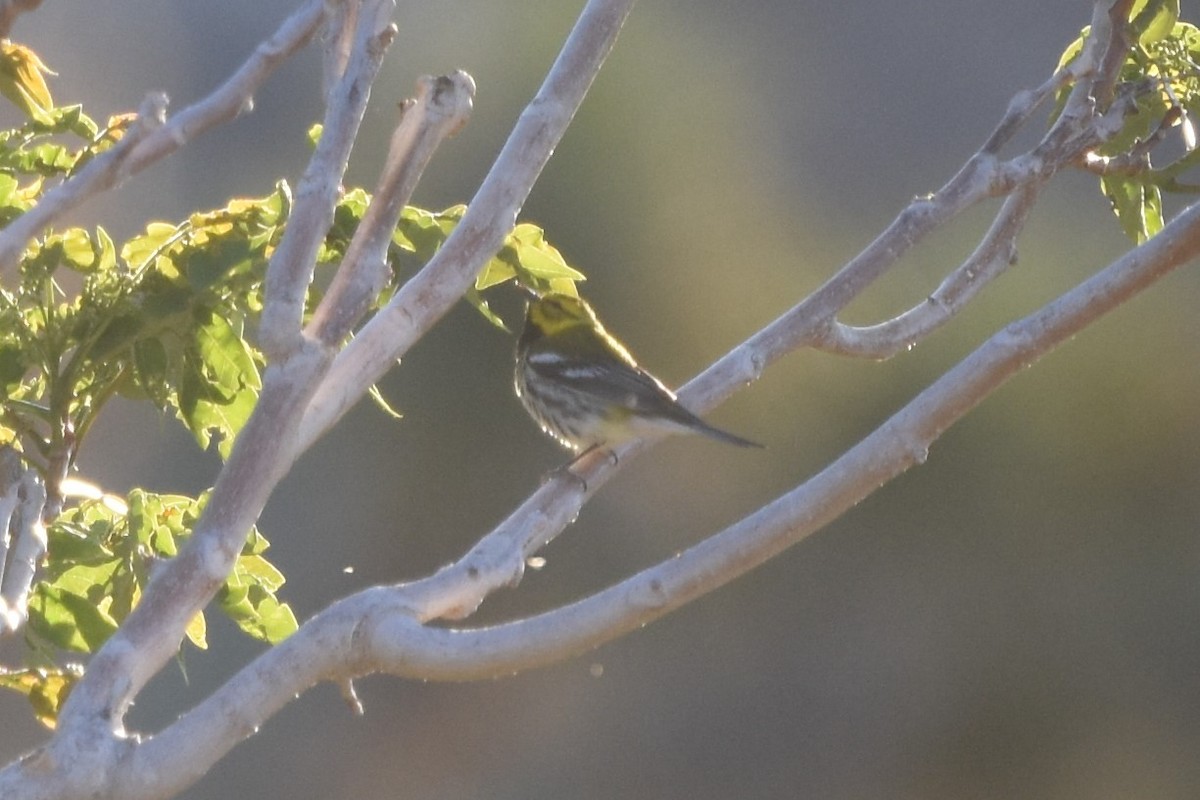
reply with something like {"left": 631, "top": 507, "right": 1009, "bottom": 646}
{"left": 821, "top": 180, "right": 1043, "bottom": 358}
{"left": 0, "top": 93, "right": 168, "bottom": 274}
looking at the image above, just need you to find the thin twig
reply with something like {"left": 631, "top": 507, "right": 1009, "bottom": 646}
{"left": 306, "top": 71, "right": 476, "bottom": 346}
{"left": 120, "top": 0, "right": 329, "bottom": 174}
{"left": 258, "top": 1, "right": 397, "bottom": 356}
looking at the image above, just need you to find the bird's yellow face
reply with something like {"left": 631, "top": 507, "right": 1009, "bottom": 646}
{"left": 525, "top": 293, "right": 596, "bottom": 337}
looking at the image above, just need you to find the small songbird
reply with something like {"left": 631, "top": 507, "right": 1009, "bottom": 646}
{"left": 514, "top": 291, "right": 762, "bottom": 455}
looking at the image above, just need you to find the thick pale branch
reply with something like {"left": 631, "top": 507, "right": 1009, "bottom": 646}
{"left": 0, "top": 470, "right": 45, "bottom": 633}
{"left": 0, "top": 449, "right": 42, "bottom": 633}
{"left": 49, "top": 0, "right": 395, "bottom": 758}
{"left": 294, "top": 0, "right": 639, "bottom": 452}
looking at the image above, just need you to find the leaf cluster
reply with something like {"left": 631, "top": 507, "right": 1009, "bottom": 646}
{"left": 1057, "top": 0, "right": 1200, "bottom": 241}
{"left": 5, "top": 490, "right": 295, "bottom": 727}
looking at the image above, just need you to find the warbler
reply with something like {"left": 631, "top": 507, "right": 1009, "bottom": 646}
{"left": 514, "top": 291, "right": 762, "bottom": 454}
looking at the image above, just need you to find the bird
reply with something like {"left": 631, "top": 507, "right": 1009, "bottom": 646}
{"left": 514, "top": 291, "right": 762, "bottom": 457}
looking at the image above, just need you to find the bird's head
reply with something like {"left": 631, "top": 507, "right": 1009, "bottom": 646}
{"left": 523, "top": 292, "right": 597, "bottom": 339}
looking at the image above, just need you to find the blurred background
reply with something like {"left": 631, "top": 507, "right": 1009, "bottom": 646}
{"left": 2, "top": 1, "right": 1200, "bottom": 798}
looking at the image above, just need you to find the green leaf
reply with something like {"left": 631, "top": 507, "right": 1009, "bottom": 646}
{"left": 59, "top": 228, "right": 97, "bottom": 272}
{"left": 0, "top": 172, "right": 16, "bottom": 206}
{"left": 474, "top": 258, "right": 517, "bottom": 292}
{"left": 0, "top": 665, "right": 82, "bottom": 729}
{"left": 28, "top": 584, "right": 119, "bottom": 653}
{"left": 131, "top": 336, "right": 170, "bottom": 406}
{"left": 45, "top": 498, "right": 123, "bottom": 575}
{"left": 1130, "top": 0, "right": 1179, "bottom": 45}
{"left": 87, "top": 311, "right": 147, "bottom": 364}
{"left": 178, "top": 308, "right": 261, "bottom": 458}
{"left": 395, "top": 204, "right": 465, "bottom": 257}
{"left": 121, "top": 222, "right": 182, "bottom": 269}
{"left": 94, "top": 227, "right": 116, "bottom": 272}
{"left": 464, "top": 286, "right": 511, "bottom": 332}
{"left": 472, "top": 221, "right": 585, "bottom": 305}
{"left": 236, "top": 554, "right": 285, "bottom": 591}
{"left": 218, "top": 552, "right": 298, "bottom": 644}
{"left": 127, "top": 490, "right": 197, "bottom": 551}
{"left": 178, "top": 234, "right": 254, "bottom": 293}
{"left": 218, "top": 586, "right": 298, "bottom": 644}
{"left": 185, "top": 610, "right": 208, "bottom": 650}
{"left": 0, "top": 343, "right": 27, "bottom": 393}
{"left": 0, "top": 41, "right": 55, "bottom": 123}
{"left": 1101, "top": 175, "right": 1164, "bottom": 242}
{"left": 507, "top": 224, "right": 583, "bottom": 278}
{"left": 306, "top": 122, "right": 323, "bottom": 148}
{"left": 213, "top": 527, "right": 297, "bottom": 644}
{"left": 50, "top": 561, "right": 122, "bottom": 600}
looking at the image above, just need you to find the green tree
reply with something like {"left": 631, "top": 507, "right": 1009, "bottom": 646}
{"left": 0, "top": 1, "right": 1197, "bottom": 797}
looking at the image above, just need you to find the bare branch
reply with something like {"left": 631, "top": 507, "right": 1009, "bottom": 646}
{"left": 820, "top": 181, "right": 1043, "bottom": 358}
{"left": 306, "top": 71, "right": 477, "bottom": 346}
{"left": 120, "top": 0, "right": 329, "bottom": 174}
{"left": 980, "top": 59, "right": 1079, "bottom": 155}
{"left": 259, "top": 1, "right": 398, "bottom": 356}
